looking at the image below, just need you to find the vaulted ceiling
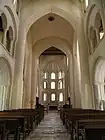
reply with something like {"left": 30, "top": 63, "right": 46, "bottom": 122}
{"left": 29, "top": 13, "right": 74, "bottom": 47}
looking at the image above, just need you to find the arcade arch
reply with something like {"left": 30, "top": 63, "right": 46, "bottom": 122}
{"left": 0, "top": 57, "right": 11, "bottom": 110}
{"left": 13, "top": 0, "right": 91, "bottom": 109}
{"left": 94, "top": 57, "right": 105, "bottom": 110}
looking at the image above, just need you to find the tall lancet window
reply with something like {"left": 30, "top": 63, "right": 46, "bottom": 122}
{"left": 58, "top": 80, "right": 63, "bottom": 89}
{"left": 58, "top": 72, "right": 62, "bottom": 79}
{"left": 44, "top": 72, "right": 47, "bottom": 79}
{"left": 51, "top": 72, "right": 55, "bottom": 79}
{"left": 85, "top": 0, "right": 88, "bottom": 8}
{"left": 44, "top": 93, "right": 47, "bottom": 101}
{"left": 51, "top": 93, "right": 55, "bottom": 101}
{"left": 59, "top": 93, "right": 63, "bottom": 102}
{"left": 51, "top": 82, "right": 55, "bottom": 89}
{"left": 44, "top": 81, "right": 47, "bottom": 89}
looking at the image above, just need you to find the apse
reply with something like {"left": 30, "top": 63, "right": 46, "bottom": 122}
{"left": 38, "top": 46, "right": 67, "bottom": 110}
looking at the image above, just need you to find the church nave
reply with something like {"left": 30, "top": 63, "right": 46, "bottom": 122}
{"left": 27, "top": 111, "right": 70, "bottom": 140}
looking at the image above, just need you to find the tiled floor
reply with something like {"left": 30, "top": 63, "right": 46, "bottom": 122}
{"left": 26, "top": 111, "right": 70, "bottom": 140}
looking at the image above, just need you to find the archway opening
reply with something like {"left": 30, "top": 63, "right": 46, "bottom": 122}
{"left": 24, "top": 12, "right": 76, "bottom": 109}
{"left": 94, "top": 58, "right": 105, "bottom": 110}
{"left": 39, "top": 46, "right": 67, "bottom": 109}
{"left": 0, "top": 58, "right": 11, "bottom": 110}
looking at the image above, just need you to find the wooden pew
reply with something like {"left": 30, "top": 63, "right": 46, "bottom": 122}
{"left": 0, "top": 115, "right": 25, "bottom": 140}
{"left": 76, "top": 119, "right": 105, "bottom": 140}
{"left": 0, "top": 107, "right": 44, "bottom": 140}
{"left": 60, "top": 108, "right": 105, "bottom": 140}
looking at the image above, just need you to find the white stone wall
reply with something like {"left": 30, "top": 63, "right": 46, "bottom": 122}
{"left": 0, "top": 0, "right": 19, "bottom": 109}
{"left": 84, "top": 0, "right": 105, "bottom": 109}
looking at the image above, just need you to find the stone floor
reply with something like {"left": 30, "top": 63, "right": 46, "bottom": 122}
{"left": 26, "top": 111, "right": 70, "bottom": 140}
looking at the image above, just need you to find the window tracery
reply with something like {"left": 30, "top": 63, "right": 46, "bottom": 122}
{"left": 86, "top": 5, "right": 105, "bottom": 55}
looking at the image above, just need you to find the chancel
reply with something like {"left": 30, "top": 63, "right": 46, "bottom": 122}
{"left": 0, "top": 0, "right": 105, "bottom": 140}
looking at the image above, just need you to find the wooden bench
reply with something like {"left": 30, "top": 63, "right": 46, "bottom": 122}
{"left": 0, "top": 115, "right": 25, "bottom": 140}
{"left": 0, "top": 107, "right": 44, "bottom": 140}
{"left": 60, "top": 108, "right": 105, "bottom": 140}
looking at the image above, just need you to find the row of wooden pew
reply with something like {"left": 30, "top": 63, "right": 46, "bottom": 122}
{"left": 60, "top": 108, "right": 105, "bottom": 140}
{"left": 0, "top": 105, "right": 44, "bottom": 140}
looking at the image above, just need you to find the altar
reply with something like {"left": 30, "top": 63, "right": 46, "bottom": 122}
{"left": 49, "top": 105, "right": 58, "bottom": 110}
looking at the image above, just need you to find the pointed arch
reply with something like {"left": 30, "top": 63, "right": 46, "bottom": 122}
{"left": 59, "top": 93, "right": 63, "bottom": 102}
{"left": 0, "top": 57, "right": 12, "bottom": 110}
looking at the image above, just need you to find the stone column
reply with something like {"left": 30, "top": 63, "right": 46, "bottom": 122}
{"left": 31, "top": 51, "right": 38, "bottom": 108}
{"left": 77, "top": 18, "right": 93, "bottom": 109}
{"left": 68, "top": 54, "right": 75, "bottom": 107}
{"left": 92, "top": 84, "right": 100, "bottom": 109}
{"left": 24, "top": 48, "right": 32, "bottom": 108}
{"left": 38, "top": 69, "right": 43, "bottom": 104}
{"left": 65, "top": 70, "right": 68, "bottom": 102}
{"left": 11, "top": 24, "right": 26, "bottom": 109}
{"left": 72, "top": 36, "right": 82, "bottom": 108}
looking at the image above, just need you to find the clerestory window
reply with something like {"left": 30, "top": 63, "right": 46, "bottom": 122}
{"left": 51, "top": 72, "right": 55, "bottom": 79}
{"left": 51, "top": 93, "right": 55, "bottom": 101}
{"left": 59, "top": 93, "right": 63, "bottom": 102}
{"left": 44, "top": 93, "right": 47, "bottom": 101}
{"left": 51, "top": 82, "right": 55, "bottom": 89}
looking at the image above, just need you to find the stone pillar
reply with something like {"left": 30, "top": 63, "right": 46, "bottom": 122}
{"left": 23, "top": 48, "right": 32, "bottom": 108}
{"left": 11, "top": 25, "right": 26, "bottom": 109}
{"left": 65, "top": 70, "right": 68, "bottom": 102}
{"left": 69, "top": 54, "right": 75, "bottom": 107}
{"left": 92, "top": 84, "right": 100, "bottom": 110}
{"left": 31, "top": 52, "right": 38, "bottom": 108}
{"left": 72, "top": 36, "right": 82, "bottom": 108}
{"left": 77, "top": 18, "right": 93, "bottom": 109}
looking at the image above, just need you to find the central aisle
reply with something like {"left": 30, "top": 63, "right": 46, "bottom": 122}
{"left": 27, "top": 111, "right": 70, "bottom": 140}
